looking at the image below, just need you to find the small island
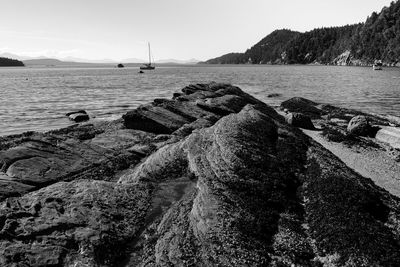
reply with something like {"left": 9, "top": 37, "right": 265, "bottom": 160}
{"left": 0, "top": 57, "right": 24, "bottom": 67}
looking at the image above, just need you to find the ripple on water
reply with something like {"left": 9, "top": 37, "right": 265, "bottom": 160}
{"left": 1, "top": 65, "right": 400, "bottom": 136}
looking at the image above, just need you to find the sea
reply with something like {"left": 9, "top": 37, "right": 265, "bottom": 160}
{"left": 1, "top": 65, "right": 399, "bottom": 136}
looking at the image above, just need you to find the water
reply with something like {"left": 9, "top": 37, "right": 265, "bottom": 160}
{"left": 0, "top": 65, "right": 399, "bottom": 136}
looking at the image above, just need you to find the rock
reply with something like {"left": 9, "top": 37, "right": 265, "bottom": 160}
{"left": 68, "top": 112, "right": 89, "bottom": 122}
{"left": 281, "top": 97, "right": 323, "bottom": 118}
{"left": 0, "top": 135, "right": 134, "bottom": 195}
{"left": 118, "top": 103, "right": 400, "bottom": 266}
{"left": 176, "top": 90, "right": 218, "bottom": 102}
{"left": 127, "top": 143, "right": 155, "bottom": 156}
{"left": 90, "top": 129, "right": 154, "bottom": 150}
{"left": 117, "top": 63, "right": 124, "bottom": 68}
{"left": 285, "top": 112, "right": 315, "bottom": 129}
{"left": 332, "top": 50, "right": 351, "bottom": 66}
{"left": 123, "top": 83, "right": 267, "bottom": 134}
{"left": 347, "top": 115, "right": 374, "bottom": 136}
{"left": 172, "top": 92, "right": 183, "bottom": 98}
{"left": 375, "top": 126, "right": 400, "bottom": 149}
{"left": 66, "top": 110, "right": 89, "bottom": 122}
{"left": 2, "top": 83, "right": 400, "bottom": 266}
{"left": 0, "top": 173, "right": 34, "bottom": 201}
{"left": 173, "top": 118, "right": 214, "bottom": 137}
{"left": 267, "top": 93, "right": 281, "bottom": 98}
{"left": 65, "top": 110, "right": 87, "bottom": 117}
{"left": 153, "top": 98, "right": 214, "bottom": 121}
{"left": 196, "top": 95, "right": 250, "bottom": 115}
{"left": 0, "top": 180, "right": 151, "bottom": 266}
{"left": 123, "top": 105, "right": 191, "bottom": 134}
{"left": 181, "top": 83, "right": 210, "bottom": 95}
{"left": 329, "top": 118, "right": 348, "bottom": 126}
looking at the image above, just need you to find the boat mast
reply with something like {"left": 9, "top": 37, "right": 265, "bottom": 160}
{"left": 148, "top": 42, "right": 151, "bottom": 65}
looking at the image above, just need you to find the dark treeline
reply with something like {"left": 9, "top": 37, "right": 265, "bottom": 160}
{"left": 285, "top": 24, "right": 359, "bottom": 64}
{"left": 353, "top": 1, "right": 400, "bottom": 62}
{"left": 0, "top": 57, "right": 25, "bottom": 67}
{"left": 204, "top": 0, "right": 400, "bottom": 65}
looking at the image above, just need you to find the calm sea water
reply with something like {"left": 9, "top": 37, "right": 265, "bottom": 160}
{"left": 0, "top": 65, "right": 399, "bottom": 136}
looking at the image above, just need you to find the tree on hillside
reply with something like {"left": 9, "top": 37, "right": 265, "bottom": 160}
{"left": 0, "top": 57, "right": 25, "bottom": 67}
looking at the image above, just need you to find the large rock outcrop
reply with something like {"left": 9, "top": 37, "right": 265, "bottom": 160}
{"left": 1, "top": 83, "right": 400, "bottom": 266}
{"left": 118, "top": 103, "right": 400, "bottom": 266}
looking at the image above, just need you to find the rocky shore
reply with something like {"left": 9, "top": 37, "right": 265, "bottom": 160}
{"left": 1, "top": 82, "right": 400, "bottom": 266}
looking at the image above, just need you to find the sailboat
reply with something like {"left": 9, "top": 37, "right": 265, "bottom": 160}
{"left": 140, "top": 42, "right": 155, "bottom": 70}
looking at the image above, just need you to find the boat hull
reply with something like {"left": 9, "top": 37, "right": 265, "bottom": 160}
{"left": 140, "top": 66, "right": 155, "bottom": 70}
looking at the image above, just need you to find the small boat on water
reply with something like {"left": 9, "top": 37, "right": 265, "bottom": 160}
{"left": 373, "top": 60, "right": 383, "bottom": 70}
{"left": 140, "top": 43, "right": 155, "bottom": 70}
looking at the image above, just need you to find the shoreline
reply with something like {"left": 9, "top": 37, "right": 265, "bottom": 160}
{"left": 274, "top": 103, "right": 400, "bottom": 197}
{"left": 303, "top": 128, "right": 400, "bottom": 197}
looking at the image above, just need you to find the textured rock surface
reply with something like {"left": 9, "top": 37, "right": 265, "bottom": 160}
{"left": 0, "top": 180, "right": 150, "bottom": 266}
{"left": 0, "top": 133, "right": 135, "bottom": 201}
{"left": 281, "top": 97, "right": 322, "bottom": 118}
{"left": 66, "top": 110, "right": 89, "bottom": 122}
{"left": 122, "top": 82, "right": 265, "bottom": 135}
{"left": 1, "top": 83, "right": 400, "bottom": 266}
{"left": 68, "top": 113, "right": 89, "bottom": 122}
{"left": 285, "top": 112, "right": 315, "bottom": 129}
{"left": 347, "top": 115, "right": 373, "bottom": 136}
{"left": 119, "top": 104, "right": 400, "bottom": 266}
{"left": 376, "top": 126, "right": 400, "bottom": 149}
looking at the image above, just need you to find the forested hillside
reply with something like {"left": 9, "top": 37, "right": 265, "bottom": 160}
{"left": 0, "top": 57, "right": 24, "bottom": 67}
{"left": 352, "top": 1, "right": 400, "bottom": 63}
{"left": 285, "top": 25, "right": 359, "bottom": 64}
{"left": 204, "top": 0, "right": 400, "bottom": 66}
{"left": 245, "top": 29, "right": 299, "bottom": 64}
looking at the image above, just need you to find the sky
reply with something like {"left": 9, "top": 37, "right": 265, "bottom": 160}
{"left": 0, "top": 0, "right": 394, "bottom": 61}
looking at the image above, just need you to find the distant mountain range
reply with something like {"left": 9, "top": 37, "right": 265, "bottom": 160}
{"left": 23, "top": 58, "right": 97, "bottom": 66}
{"left": 204, "top": 0, "right": 400, "bottom": 66}
{"left": 154, "top": 58, "right": 200, "bottom": 64}
{"left": 0, "top": 52, "right": 200, "bottom": 66}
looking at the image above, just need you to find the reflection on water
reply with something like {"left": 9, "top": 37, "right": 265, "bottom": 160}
{"left": 0, "top": 65, "right": 399, "bottom": 136}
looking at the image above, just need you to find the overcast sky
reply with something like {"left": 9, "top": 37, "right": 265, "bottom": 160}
{"left": 0, "top": 0, "right": 394, "bottom": 61}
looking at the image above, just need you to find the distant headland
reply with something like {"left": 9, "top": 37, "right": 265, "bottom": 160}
{"left": 0, "top": 57, "right": 24, "bottom": 67}
{"left": 203, "top": 0, "right": 400, "bottom": 66}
